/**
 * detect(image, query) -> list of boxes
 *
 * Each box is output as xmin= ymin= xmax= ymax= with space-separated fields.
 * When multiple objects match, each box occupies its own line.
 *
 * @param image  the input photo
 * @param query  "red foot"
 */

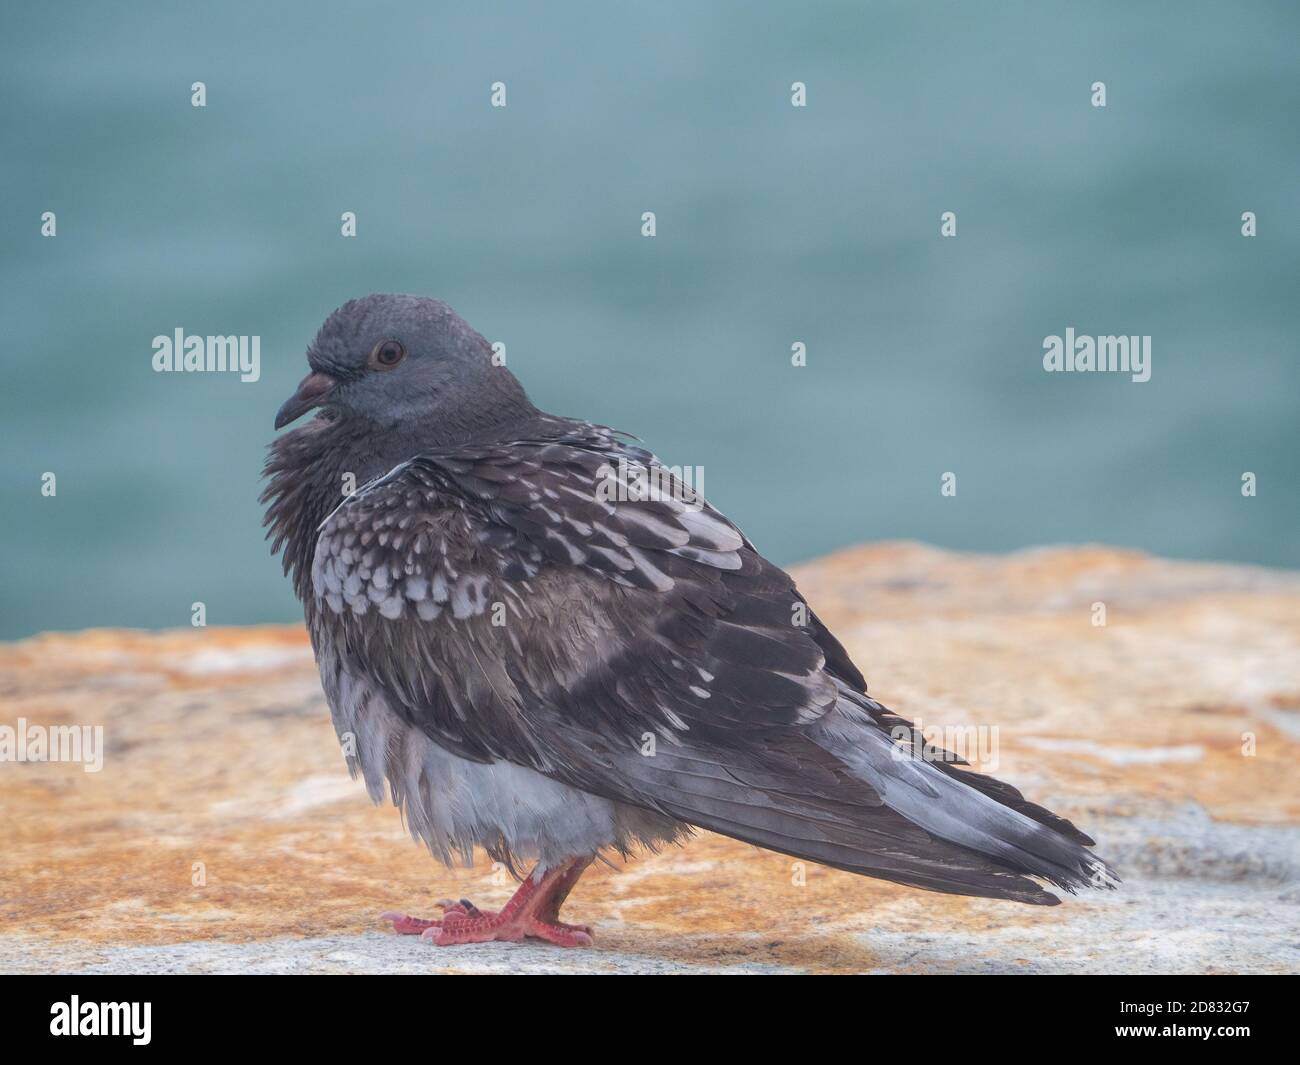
xmin=381 ymin=856 xmax=595 ymax=948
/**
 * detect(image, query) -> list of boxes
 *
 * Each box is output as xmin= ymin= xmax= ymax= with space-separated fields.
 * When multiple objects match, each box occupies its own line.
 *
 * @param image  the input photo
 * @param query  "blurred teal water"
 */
xmin=1 ymin=1 xmax=1296 ymax=639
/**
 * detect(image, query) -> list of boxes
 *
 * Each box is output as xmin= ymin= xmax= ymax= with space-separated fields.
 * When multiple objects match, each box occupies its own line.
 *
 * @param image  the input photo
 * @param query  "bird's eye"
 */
xmin=370 ymin=339 xmax=406 ymax=369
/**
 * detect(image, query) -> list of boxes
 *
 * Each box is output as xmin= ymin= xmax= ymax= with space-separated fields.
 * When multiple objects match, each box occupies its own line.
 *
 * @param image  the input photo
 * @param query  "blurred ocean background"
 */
xmin=1 ymin=1 xmax=1296 ymax=640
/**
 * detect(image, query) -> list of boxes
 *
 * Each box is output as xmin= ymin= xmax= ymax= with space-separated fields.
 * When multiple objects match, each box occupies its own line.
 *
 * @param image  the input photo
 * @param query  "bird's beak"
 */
xmin=274 ymin=372 xmax=337 ymax=429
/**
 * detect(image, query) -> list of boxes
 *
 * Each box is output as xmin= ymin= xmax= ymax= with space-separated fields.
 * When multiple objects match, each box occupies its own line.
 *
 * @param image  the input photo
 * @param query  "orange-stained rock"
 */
xmin=1 ymin=544 xmax=1297 ymax=973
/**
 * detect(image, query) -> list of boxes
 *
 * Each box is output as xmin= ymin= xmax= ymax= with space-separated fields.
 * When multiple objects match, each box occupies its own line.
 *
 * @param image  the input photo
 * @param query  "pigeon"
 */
xmin=262 ymin=294 xmax=1116 ymax=948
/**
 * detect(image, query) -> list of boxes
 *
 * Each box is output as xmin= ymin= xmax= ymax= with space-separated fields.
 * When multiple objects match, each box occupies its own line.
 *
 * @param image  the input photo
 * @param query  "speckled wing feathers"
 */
xmin=315 ymin=438 xmax=745 ymax=603
xmin=311 ymin=427 xmax=841 ymax=750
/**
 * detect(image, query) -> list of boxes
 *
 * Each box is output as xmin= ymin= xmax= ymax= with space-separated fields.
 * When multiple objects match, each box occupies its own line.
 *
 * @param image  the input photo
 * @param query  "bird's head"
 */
xmin=273 ymin=294 xmax=533 ymax=437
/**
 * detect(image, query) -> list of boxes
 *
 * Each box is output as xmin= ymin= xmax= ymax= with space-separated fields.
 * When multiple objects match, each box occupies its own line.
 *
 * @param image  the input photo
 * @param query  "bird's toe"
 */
xmin=381 ymin=911 xmax=442 ymax=935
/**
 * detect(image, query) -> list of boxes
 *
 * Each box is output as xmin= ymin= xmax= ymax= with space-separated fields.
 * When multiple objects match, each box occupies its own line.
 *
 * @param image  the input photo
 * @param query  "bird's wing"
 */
xmin=311 ymin=426 xmax=842 ymax=757
xmin=311 ymin=426 xmax=1107 ymax=900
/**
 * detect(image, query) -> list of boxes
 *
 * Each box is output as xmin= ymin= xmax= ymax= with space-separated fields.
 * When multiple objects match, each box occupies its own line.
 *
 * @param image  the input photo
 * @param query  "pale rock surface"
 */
xmin=2 ymin=544 xmax=1296 ymax=974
